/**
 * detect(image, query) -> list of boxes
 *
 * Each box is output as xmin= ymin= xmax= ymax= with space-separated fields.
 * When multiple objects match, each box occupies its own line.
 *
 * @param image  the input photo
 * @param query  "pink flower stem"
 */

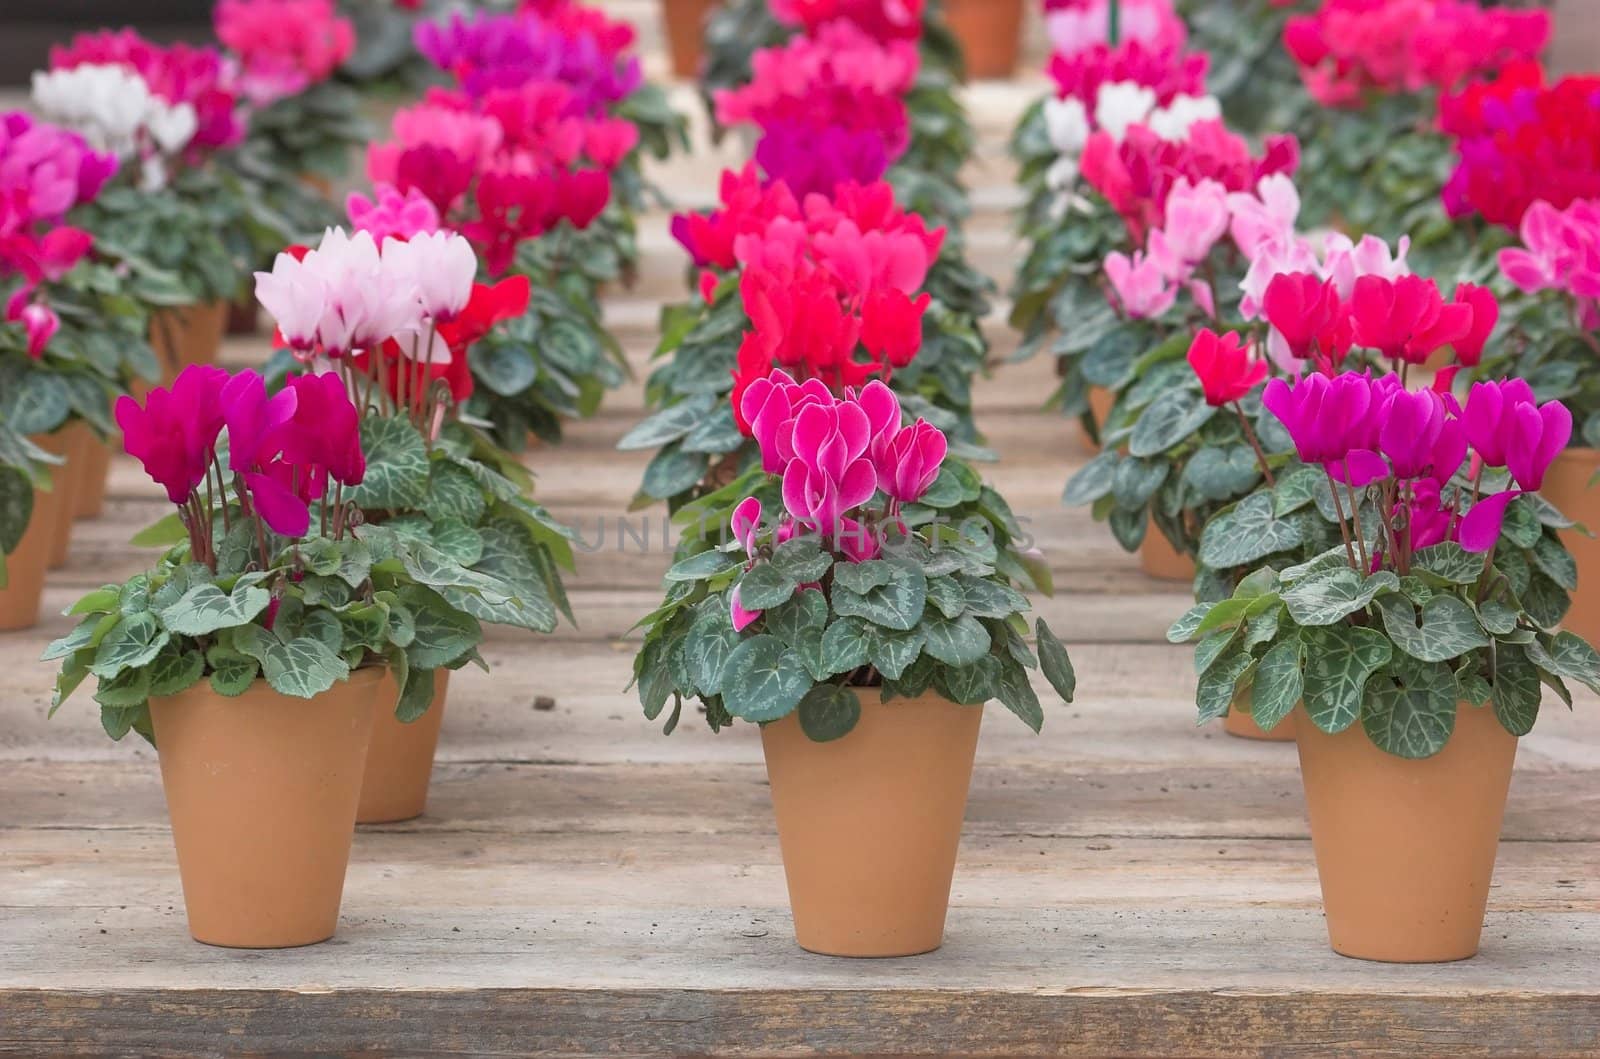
xmin=1324 ymin=467 xmax=1358 ymax=569
xmin=1340 ymin=464 xmax=1368 ymax=572
xmin=1232 ymin=403 xmax=1276 ymax=488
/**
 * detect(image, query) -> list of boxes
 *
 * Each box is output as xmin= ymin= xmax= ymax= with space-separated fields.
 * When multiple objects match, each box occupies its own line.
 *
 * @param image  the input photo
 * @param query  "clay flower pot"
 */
xmin=661 ymin=0 xmax=719 ymax=79
xmin=0 ymin=459 xmax=71 ymax=631
xmin=357 ymin=669 xmax=451 ymax=824
xmin=72 ymin=434 xmax=112 ymax=521
xmin=1295 ymin=702 xmax=1517 ymax=962
xmin=149 ymin=301 xmax=229 ymax=387
xmin=45 ymin=425 xmax=90 ymax=569
xmin=149 ymin=669 xmax=381 ymax=948
xmin=1139 ymin=524 xmax=1194 ymax=582
xmin=1223 ymin=689 xmax=1295 ymax=742
xmin=1538 ymin=448 xmax=1600 ymax=645
xmin=1084 ymin=384 xmax=1114 ymax=452
xmin=760 ymin=691 xmax=983 ymax=957
xmin=944 ymin=0 xmax=1027 ymax=79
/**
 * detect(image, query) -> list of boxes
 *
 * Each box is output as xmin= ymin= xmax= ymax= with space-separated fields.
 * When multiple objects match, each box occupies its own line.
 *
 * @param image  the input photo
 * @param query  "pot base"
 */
xmin=761 ymin=692 xmax=982 ymax=958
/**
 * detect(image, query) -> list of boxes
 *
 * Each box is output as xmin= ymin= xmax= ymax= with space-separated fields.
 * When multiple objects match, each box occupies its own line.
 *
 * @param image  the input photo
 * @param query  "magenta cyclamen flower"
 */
xmin=1462 ymin=380 xmax=1571 ymax=492
xmin=1262 ymin=372 xmax=1387 ymax=485
xmin=782 ymin=401 xmax=879 ymax=540
xmin=1377 ymin=388 xmax=1466 ymax=485
xmin=115 ymin=364 xmax=229 ymax=504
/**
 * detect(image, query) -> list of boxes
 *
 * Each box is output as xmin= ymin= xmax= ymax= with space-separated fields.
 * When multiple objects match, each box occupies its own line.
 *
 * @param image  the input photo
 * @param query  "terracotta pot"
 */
xmin=1083 ymin=384 xmax=1114 ymax=452
xmin=72 ymin=434 xmax=112 ymax=520
xmin=357 ymin=669 xmax=450 ymax=824
xmin=1222 ymin=689 xmax=1295 ymax=742
xmin=45 ymin=425 xmax=91 ymax=568
xmin=661 ymin=0 xmax=718 ymax=79
xmin=1296 ymin=702 xmax=1517 ymax=962
xmin=0 ymin=454 xmax=70 ymax=631
xmin=1538 ymin=448 xmax=1600 ymax=646
xmin=1139 ymin=522 xmax=1194 ymax=582
xmin=944 ymin=0 xmax=1026 ymax=79
xmin=761 ymin=691 xmax=983 ymax=957
xmin=149 ymin=301 xmax=229 ymax=387
xmin=149 ymin=669 xmax=381 ymax=948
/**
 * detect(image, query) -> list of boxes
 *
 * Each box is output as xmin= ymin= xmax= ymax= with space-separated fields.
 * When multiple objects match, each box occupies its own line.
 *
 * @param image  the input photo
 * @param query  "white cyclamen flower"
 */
xmin=1146 ymin=94 xmax=1222 ymax=142
xmin=1093 ymin=82 xmax=1157 ymax=142
xmin=31 ymin=65 xmax=153 ymax=158
xmin=1043 ymin=97 xmax=1090 ymax=157
xmin=382 ymin=231 xmax=477 ymax=322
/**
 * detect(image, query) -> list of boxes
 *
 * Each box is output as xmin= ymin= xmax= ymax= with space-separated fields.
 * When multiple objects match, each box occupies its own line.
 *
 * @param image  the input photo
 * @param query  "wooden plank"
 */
xmin=3 ymin=910 xmax=1599 ymax=1058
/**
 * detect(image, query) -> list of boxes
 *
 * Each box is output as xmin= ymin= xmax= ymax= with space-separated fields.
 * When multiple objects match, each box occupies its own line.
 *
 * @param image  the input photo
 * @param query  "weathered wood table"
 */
xmin=3 ymin=80 xmax=1599 ymax=1059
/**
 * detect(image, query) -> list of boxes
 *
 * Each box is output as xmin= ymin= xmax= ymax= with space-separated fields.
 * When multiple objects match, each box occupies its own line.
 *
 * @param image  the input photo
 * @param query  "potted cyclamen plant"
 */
xmin=1 ymin=110 xmax=155 ymax=617
xmin=1171 ymin=366 xmax=1600 ymax=962
xmin=637 ymin=372 xmax=1076 ymax=958
xmin=255 ymin=224 xmax=576 ymax=824
xmin=34 ymin=32 xmax=261 ymax=384
xmin=45 ymin=364 xmax=520 ymax=948
xmin=1473 ymin=197 xmax=1600 ymax=644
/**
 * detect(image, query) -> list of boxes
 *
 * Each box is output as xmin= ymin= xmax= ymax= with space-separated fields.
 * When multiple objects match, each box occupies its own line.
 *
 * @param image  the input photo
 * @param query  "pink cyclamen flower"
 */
xmin=1187 ymin=329 xmax=1266 ymax=406
xmin=346 ymin=184 xmax=442 ymax=244
xmin=1104 ymin=245 xmax=1179 ymax=319
xmin=873 ymin=419 xmax=947 ymax=506
xmin=1348 ymin=274 xmax=1470 ymax=364
xmin=1162 ymin=178 xmax=1230 ymax=265
xmin=781 ymin=400 xmax=878 ymax=540
xmin=9 ymin=300 xmax=59 ymax=358
xmin=1227 ymin=173 xmax=1300 ymax=257
xmin=1451 ymin=283 xmax=1499 ymax=366
xmin=732 ymin=496 xmax=762 ymax=558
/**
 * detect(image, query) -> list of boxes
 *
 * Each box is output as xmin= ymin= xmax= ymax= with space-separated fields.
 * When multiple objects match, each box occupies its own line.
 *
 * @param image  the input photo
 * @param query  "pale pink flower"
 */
xmin=1162 ymin=178 xmax=1230 ymax=265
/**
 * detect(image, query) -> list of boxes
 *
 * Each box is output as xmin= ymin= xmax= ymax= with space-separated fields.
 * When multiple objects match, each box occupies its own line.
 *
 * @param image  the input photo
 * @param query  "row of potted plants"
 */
xmin=623 ymin=0 xmax=1076 ymax=957
xmin=1015 ymin=0 xmax=1600 ymax=962
xmin=1 ymin=0 xmax=685 ymax=630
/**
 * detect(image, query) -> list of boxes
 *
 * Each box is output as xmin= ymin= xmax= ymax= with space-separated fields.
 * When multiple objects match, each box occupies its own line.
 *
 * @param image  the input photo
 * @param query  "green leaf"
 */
xmin=640 ymin=443 xmax=707 ymax=501
xmin=1062 ymin=450 xmax=1116 ymax=506
xmin=1525 ymin=632 xmax=1600 ymax=696
xmin=1531 ymin=533 xmax=1579 ymax=592
xmin=1198 ymin=650 xmax=1253 ymax=722
xmin=765 ymin=589 xmax=826 ymax=641
xmin=1181 ymin=445 xmax=1261 ymax=502
xmin=831 ymin=559 xmax=927 ymax=632
xmin=1251 ymin=636 xmax=1304 ymax=732
xmin=768 ymin=536 xmax=832 ymax=584
xmin=796 ymin=684 xmax=861 ymax=741
xmin=1035 ymin=620 xmax=1076 ymax=703
xmin=1301 ymin=623 xmax=1392 ymax=734
xmin=819 ymin=619 xmax=871 ymax=675
xmin=721 ymin=634 xmax=813 ymax=723
xmin=1489 ymin=642 xmax=1541 ymax=736
xmin=995 ymin=654 xmax=1044 ymax=732
xmin=427 ymin=461 xmax=487 ymax=526
xmin=1413 ymin=543 xmax=1486 ymax=585
xmin=90 ymin=613 xmax=169 ymax=680
xmin=956 ymin=575 xmax=1029 ymax=620
xmin=1282 ymin=568 xmax=1398 ymax=626
xmin=1198 ymin=492 xmax=1304 ymax=569
xmin=429 ymin=518 xmax=484 ymax=567
xmin=934 ymin=655 xmax=1001 ymax=705
xmin=146 ymin=645 xmax=205 ymax=697
xmin=1167 ymin=604 xmax=1212 ymax=643
xmin=156 ymin=582 xmax=272 ymax=637
xmin=405 ymin=604 xmax=481 ymax=670
xmin=921 ymin=613 xmax=991 ymax=667
xmin=205 ymin=646 xmax=258 ymax=696
xmin=1361 ymin=658 xmax=1459 ymax=759
xmin=395 ymin=668 xmax=438 ymax=723
xmin=865 ymin=625 xmax=926 ymax=680
xmin=682 ymin=607 xmax=741 ymax=697
xmin=345 ymin=416 xmax=430 ymax=511
xmin=736 ymin=563 xmax=798 ymax=611
xmin=617 ymin=395 xmax=715 ymax=451
xmin=1129 ymin=388 xmax=1216 ymax=458
xmin=1377 ymin=594 xmax=1490 ymax=663
xmin=664 ymin=548 xmax=742 ymax=583
xmin=258 ymin=634 xmax=350 ymax=699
